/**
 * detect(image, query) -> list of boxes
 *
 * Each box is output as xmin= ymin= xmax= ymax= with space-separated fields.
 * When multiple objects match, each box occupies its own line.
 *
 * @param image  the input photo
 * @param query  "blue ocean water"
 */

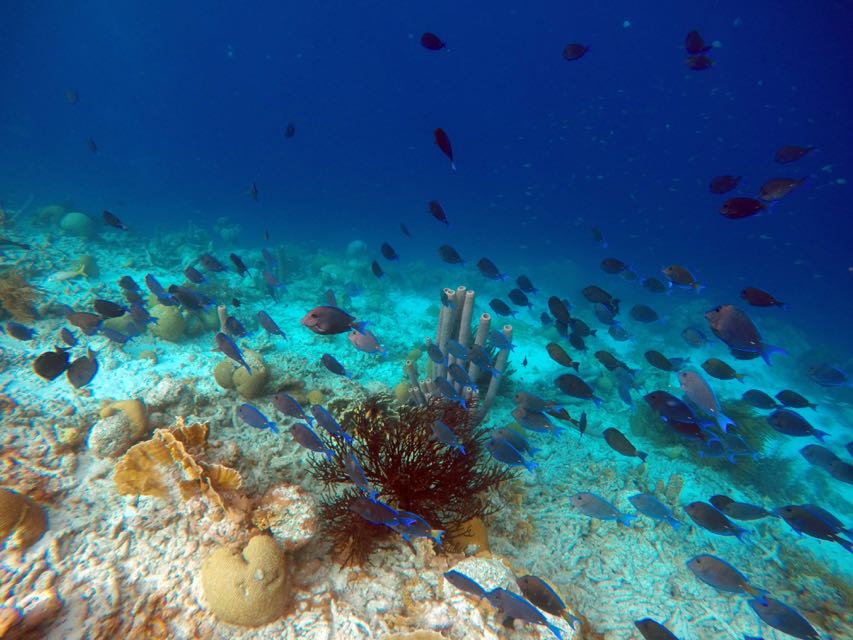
xmin=2 ymin=2 xmax=852 ymax=639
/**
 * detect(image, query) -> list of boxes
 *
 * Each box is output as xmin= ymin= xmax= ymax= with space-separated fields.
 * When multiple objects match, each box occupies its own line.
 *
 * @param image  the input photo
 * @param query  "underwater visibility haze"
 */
xmin=1 ymin=2 xmax=852 ymax=639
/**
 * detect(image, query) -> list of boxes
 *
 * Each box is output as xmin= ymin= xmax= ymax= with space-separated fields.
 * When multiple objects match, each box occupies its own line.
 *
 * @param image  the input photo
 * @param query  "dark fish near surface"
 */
xmin=546 ymin=343 xmax=579 ymax=371
xmin=93 ymin=299 xmax=126 ymax=318
xmin=748 ymin=597 xmax=821 ymax=640
xmin=701 ymin=358 xmax=745 ymax=382
xmin=799 ymin=445 xmax=841 ymax=472
xmin=118 ymin=275 xmax=140 ymax=291
xmin=87 ymin=138 xmax=98 ymax=154
xmin=102 ymin=210 xmax=127 ymax=230
xmin=229 ymin=253 xmax=248 ymax=276
xmin=634 ymin=618 xmax=678 ymax=640
xmin=284 ymin=122 xmax=296 ymax=138
xmin=492 ymin=428 xmax=538 ymax=457
xmin=581 ymin=285 xmax=618 ymax=313
xmin=686 ymin=554 xmax=766 ymax=599
xmin=508 ymin=288 xmax=532 ymax=308
xmin=759 ymin=177 xmax=805 ymax=202
xmin=808 ymin=363 xmax=848 ymax=387
xmin=775 ymin=389 xmax=816 ymax=410
xmin=489 ymin=298 xmax=515 ymax=317
xmin=420 ymin=32 xmax=445 ymax=51
xmin=685 ymin=29 xmax=712 ymax=54
xmin=704 ymin=304 xmax=784 ymax=365
xmin=642 ymin=277 xmax=668 ymax=293
xmin=214 ymin=332 xmax=251 ymax=374
xmin=685 ymin=501 xmax=749 ymax=542
xmin=438 ymin=244 xmax=464 ymax=265
xmin=514 ymin=391 xmax=554 ymax=412
xmin=767 ymin=409 xmax=828 ymax=441
xmin=184 ymin=265 xmax=205 ymax=284
xmin=257 ymin=310 xmax=286 ymax=338
xmin=630 ymin=304 xmax=659 ymax=323
xmin=321 ymin=353 xmax=351 ymax=378
xmin=708 ymin=495 xmax=776 ymax=521
xmin=774 ymin=504 xmax=852 ymax=553
xmin=273 ymin=391 xmax=312 ymax=424
xmin=569 ymin=492 xmax=635 ymax=526
xmin=433 ymin=127 xmax=455 ymax=171
xmin=380 ymin=242 xmax=398 ymax=261
xmin=593 ymin=302 xmax=616 ymax=325
xmin=66 ymin=348 xmax=98 ymax=388
xmin=608 ymin=323 xmax=630 ymax=341
xmin=58 ymin=327 xmax=77 ymax=347
xmin=681 ymin=326 xmax=708 ymax=347
xmin=774 ymin=144 xmax=814 ymax=164
xmin=740 ymin=287 xmax=785 ymax=308
xmin=399 ymin=222 xmax=411 ymax=237
xmin=628 ymin=494 xmax=680 ymax=529
xmin=594 ymin=350 xmax=629 ymax=372
xmin=301 ymin=305 xmax=366 ymax=335
xmin=589 ymin=226 xmax=607 ymax=247
xmin=516 ymin=275 xmax=538 ymax=293
xmin=33 ymin=348 xmax=70 ymax=381
xmin=686 ymin=54 xmax=713 ymax=70
xmin=562 ymin=43 xmax=588 ymax=61
xmin=371 ymin=260 xmax=383 ymax=278
xmin=709 ymin=175 xmax=741 ymax=194
xmin=600 ymin=257 xmax=627 ymax=274
xmin=644 ymin=350 xmax=686 ymax=372
xmin=476 ymin=257 xmax=506 ymax=280
xmin=568 ymin=317 xmax=595 ymax=338
xmin=603 ymin=428 xmax=647 ymax=462
xmin=662 ymin=264 xmax=702 ymax=290
xmin=4 ymin=321 xmax=35 ymax=340
xmin=720 ymin=196 xmax=766 ymax=219
xmin=555 ymin=373 xmax=601 ymax=406
xmin=547 ymin=296 xmax=571 ymax=323
xmin=199 ymin=253 xmax=226 ymax=272
xmin=742 ymin=389 xmax=778 ymax=410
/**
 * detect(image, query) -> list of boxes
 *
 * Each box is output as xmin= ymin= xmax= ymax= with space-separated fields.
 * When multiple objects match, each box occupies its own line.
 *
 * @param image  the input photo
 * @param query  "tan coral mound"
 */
xmin=0 ymin=488 xmax=47 ymax=550
xmin=0 ymin=271 xmax=39 ymax=322
xmin=113 ymin=418 xmax=241 ymax=514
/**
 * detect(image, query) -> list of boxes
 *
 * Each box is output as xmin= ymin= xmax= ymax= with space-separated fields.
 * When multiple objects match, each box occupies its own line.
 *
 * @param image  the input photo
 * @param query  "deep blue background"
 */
xmin=2 ymin=1 xmax=852 ymax=351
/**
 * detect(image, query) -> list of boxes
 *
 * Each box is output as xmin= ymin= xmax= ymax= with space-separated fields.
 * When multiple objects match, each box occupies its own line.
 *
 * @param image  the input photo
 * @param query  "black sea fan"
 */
xmin=310 ymin=394 xmax=515 ymax=564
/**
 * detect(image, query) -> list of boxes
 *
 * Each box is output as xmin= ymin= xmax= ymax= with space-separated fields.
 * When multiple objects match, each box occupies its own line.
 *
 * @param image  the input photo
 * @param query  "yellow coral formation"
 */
xmin=0 ymin=271 xmax=39 ymax=322
xmin=447 ymin=516 xmax=489 ymax=554
xmin=113 ymin=418 xmax=241 ymax=514
xmin=0 ymin=488 xmax=47 ymax=550
xmin=201 ymin=535 xmax=288 ymax=627
xmin=213 ymin=350 xmax=268 ymax=399
xmin=149 ymin=304 xmax=185 ymax=342
xmin=100 ymin=399 xmax=149 ymax=439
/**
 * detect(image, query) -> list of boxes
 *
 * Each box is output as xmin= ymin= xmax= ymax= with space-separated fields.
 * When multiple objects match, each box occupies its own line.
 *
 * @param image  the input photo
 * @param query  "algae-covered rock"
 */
xmin=232 ymin=350 xmax=268 ymax=399
xmin=150 ymin=304 xmax=185 ymax=342
xmin=0 ymin=488 xmax=47 ymax=550
xmin=201 ymin=535 xmax=288 ymax=627
xmin=102 ymin=314 xmax=137 ymax=335
xmin=59 ymin=211 xmax=96 ymax=238
xmin=214 ymin=360 xmax=237 ymax=390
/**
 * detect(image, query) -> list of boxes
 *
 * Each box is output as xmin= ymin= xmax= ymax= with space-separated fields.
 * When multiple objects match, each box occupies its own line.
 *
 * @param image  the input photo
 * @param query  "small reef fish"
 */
xmin=426 ymin=342 xmax=447 ymax=365
xmin=66 ymin=348 xmax=98 ymax=388
xmin=32 ymin=348 xmax=70 ymax=381
xmin=310 ymin=405 xmax=352 ymax=443
xmin=229 ymin=252 xmax=248 ymax=276
xmin=344 ymin=452 xmax=376 ymax=499
xmin=766 ymin=409 xmax=828 ymax=442
xmin=349 ymin=497 xmax=413 ymax=528
xmin=371 ymin=260 xmax=383 ymax=278
xmin=118 ymin=275 xmax=140 ymax=291
xmin=273 ymin=392 xmax=312 ymax=424
xmin=684 ymin=501 xmax=749 ymax=542
xmin=741 ymin=389 xmax=779 ymax=410
xmin=321 ymin=353 xmax=351 ymax=378
xmin=644 ymin=390 xmax=700 ymax=424
xmin=748 ymin=597 xmax=821 ymax=640
xmin=58 ymin=327 xmax=77 ymax=347
xmin=759 ymin=177 xmax=805 ymax=202
xmin=740 ymin=286 xmax=786 ymax=308
xmin=774 ymin=144 xmax=814 ymax=164
xmin=447 ymin=362 xmax=476 ymax=389
xmin=445 ymin=339 xmax=469 ymax=360
xmin=4 ymin=321 xmax=35 ymax=340
xmin=516 ymin=575 xmax=579 ymax=627
xmin=433 ymin=377 xmax=467 ymax=408
xmin=433 ymin=127 xmax=455 ymax=171
xmin=488 ymin=298 xmax=515 ymax=317
xmin=257 ymin=310 xmax=286 ymax=338
xmin=419 ymin=32 xmax=446 ymax=51
xmin=662 ymin=264 xmax=702 ymax=290
xmin=562 ymin=43 xmax=588 ymax=61
xmin=630 ymin=304 xmax=659 ymax=323
xmin=547 ymin=296 xmax=571 ymax=324
xmin=491 ymin=428 xmax=538 ymax=457
xmin=184 ymin=265 xmax=206 ymax=284
xmin=678 ymin=370 xmax=735 ymax=432
xmin=685 ymin=29 xmax=712 ymax=54
xmin=603 ymin=428 xmax=647 ymax=462
xmin=546 ymin=343 xmax=579 ymax=370
xmin=428 ymin=201 xmax=450 ymax=227
xmin=399 ymin=222 xmax=411 ymax=237
xmin=144 ymin=274 xmax=177 ymax=306
xmin=642 ymin=277 xmax=669 ymax=293
xmin=66 ymin=311 xmax=103 ymax=336
xmin=708 ymin=174 xmax=741 ymax=194
xmin=380 ymin=242 xmax=399 ymax=261
xmin=775 ymin=389 xmax=816 ymax=410
xmin=516 ymin=275 xmax=538 ymax=293
xmin=348 ymin=329 xmax=386 ymax=356
xmin=514 ymin=391 xmax=554 ymax=413
xmin=248 ymin=182 xmax=259 ymax=201
xmin=237 ymin=404 xmax=278 ymax=434
xmin=477 ymin=257 xmax=507 ymax=281
xmin=199 ymin=253 xmax=226 ymax=272
xmin=487 ymin=330 xmax=515 ymax=351
xmin=486 ymin=587 xmax=563 ymax=640
xmin=431 ymin=420 xmax=465 ymax=454
xmin=686 ymin=554 xmax=767 ymax=599
xmin=601 ymin=257 xmax=628 ymax=274
xmin=301 ymin=305 xmax=367 ymax=335
xmin=129 ymin=303 xmax=155 ymax=327
xmin=634 ymin=618 xmax=678 ymax=640
xmin=808 ymin=363 xmax=848 ymax=387
xmin=628 ymin=494 xmax=680 ymax=529
xmin=554 ymin=373 xmax=601 ymax=406
xmin=214 ymin=332 xmax=251 ymax=374
xmin=644 ymin=350 xmax=687 ymax=372
xmin=289 ymin=423 xmax=334 ymax=461
xmin=102 ymin=210 xmax=127 ymax=230
xmin=392 ymin=511 xmax=444 ymax=544
xmin=568 ymin=493 xmax=635 ymax=526
xmin=486 ymin=436 xmax=536 ymax=472
xmin=510 ymin=406 xmax=558 ymax=434
xmin=438 ymin=244 xmax=464 ymax=265
xmin=708 ymin=495 xmax=776 ymax=521
xmin=93 ymin=299 xmax=126 ymax=319
xmin=284 ymin=122 xmax=296 ymax=138
xmin=720 ymin=196 xmax=767 ymax=219
xmin=774 ymin=504 xmax=853 ymax=552
xmin=444 ymin=570 xmax=487 ymax=599
xmin=701 ymin=358 xmax=746 ymax=382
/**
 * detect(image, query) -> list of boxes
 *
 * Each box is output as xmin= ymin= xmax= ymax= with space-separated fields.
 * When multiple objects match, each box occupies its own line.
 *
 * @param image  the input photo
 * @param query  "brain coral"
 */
xmin=201 ymin=535 xmax=288 ymax=627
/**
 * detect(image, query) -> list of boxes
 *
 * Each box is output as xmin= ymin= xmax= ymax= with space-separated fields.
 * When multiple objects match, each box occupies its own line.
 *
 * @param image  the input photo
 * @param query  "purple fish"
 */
xmin=301 ymin=305 xmax=367 ymax=335
xmin=237 ymin=403 xmax=278 ymax=434
xmin=214 ymin=332 xmax=251 ymax=374
xmin=678 ymin=370 xmax=735 ymax=432
xmin=257 ymin=310 xmax=286 ymax=338
xmin=289 ymin=423 xmax=333 ymax=460
xmin=568 ymin=492 xmax=635 ymax=526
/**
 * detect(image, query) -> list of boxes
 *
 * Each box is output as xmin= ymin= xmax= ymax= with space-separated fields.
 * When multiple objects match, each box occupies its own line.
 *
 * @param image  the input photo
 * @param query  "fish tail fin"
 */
xmin=637 ymin=450 xmax=648 ymax=462
xmin=813 ymin=429 xmax=830 ymax=443
xmin=667 ymin=517 xmax=681 ymax=531
xmin=760 ymin=343 xmax=787 ymax=365
xmin=352 ymin=321 xmax=369 ymax=334
xmin=593 ymin=396 xmax=603 ymax=408
xmin=528 ymin=446 xmax=542 ymax=456
xmin=524 ymin=459 xmax=538 ymax=473
xmin=458 ymin=445 xmax=467 ymax=456
xmin=735 ymin=373 xmax=747 ymax=382
xmin=837 ymin=536 xmax=853 ymax=553
xmin=619 ymin=513 xmax=637 ymax=527
xmin=745 ymin=585 xmax=769 ymax=604
xmin=324 ymin=449 xmax=335 ymax=462
xmin=736 ymin=528 xmax=751 ymax=544
xmin=268 ymin=422 xmax=279 ymax=434
xmin=571 ymin=362 xmax=580 ymax=372
xmin=693 ymin=283 xmax=705 ymax=293
xmin=717 ymin=413 xmax=736 ymax=433
xmin=450 ymin=161 xmax=456 ymax=172
xmin=545 ymin=621 xmax=563 ymax=640
xmin=431 ymin=529 xmax=445 ymax=545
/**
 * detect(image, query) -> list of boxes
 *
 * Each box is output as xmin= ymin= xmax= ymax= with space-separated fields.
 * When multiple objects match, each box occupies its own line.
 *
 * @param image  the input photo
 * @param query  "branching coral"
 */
xmin=0 ymin=270 xmax=39 ymax=322
xmin=310 ymin=394 xmax=515 ymax=564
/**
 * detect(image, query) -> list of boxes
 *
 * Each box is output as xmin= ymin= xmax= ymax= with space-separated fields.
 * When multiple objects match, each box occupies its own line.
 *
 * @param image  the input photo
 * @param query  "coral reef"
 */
xmin=58 ymin=211 xmax=96 ymax=238
xmin=213 ymin=349 xmax=268 ymax=399
xmin=0 ymin=270 xmax=39 ymax=322
xmin=149 ymin=304 xmax=185 ymax=342
xmin=0 ymin=488 xmax=47 ymax=551
xmin=251 ymin=483 xmax=318 ymax=552
xmin=310 ymin=395 xmax=515 ymax=564
xmin=200 ymin=534 xmax=288 ymax=627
